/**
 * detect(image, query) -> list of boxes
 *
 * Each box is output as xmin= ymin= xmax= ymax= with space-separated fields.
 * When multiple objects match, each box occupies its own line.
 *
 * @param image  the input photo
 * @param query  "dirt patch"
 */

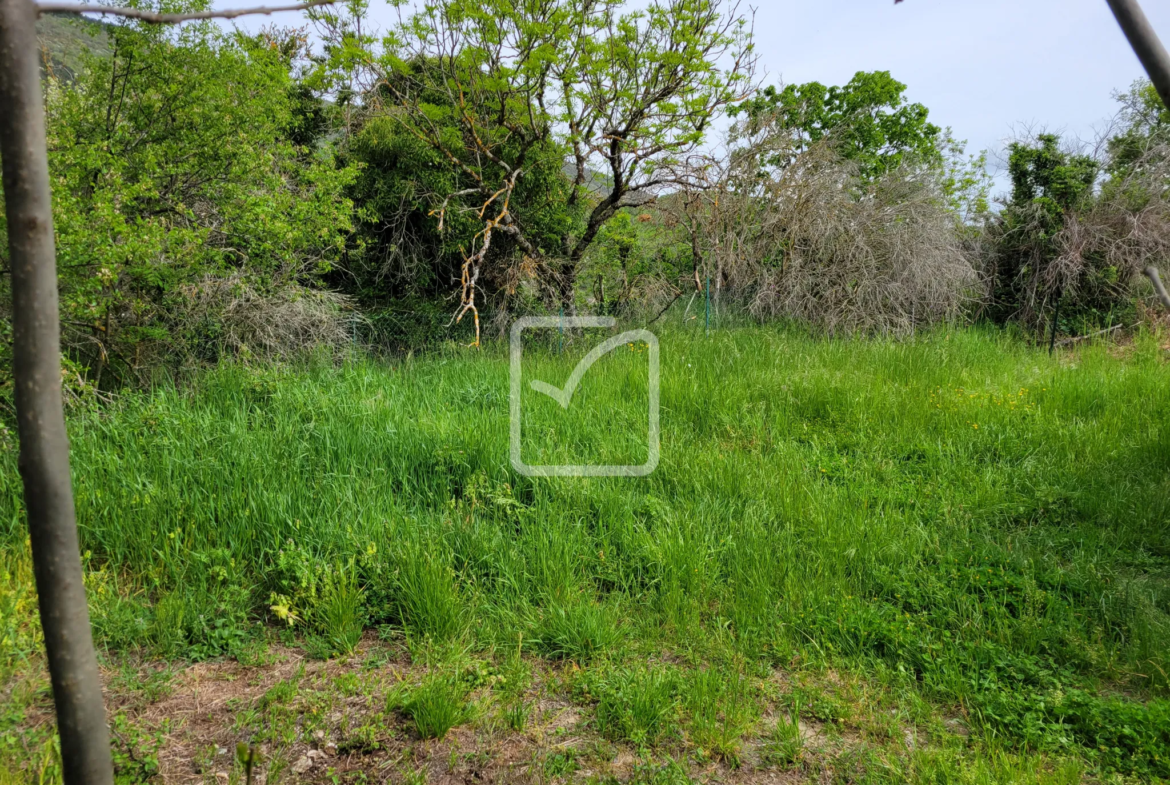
xmin=5 ymin=639 xmax=956 ymax=784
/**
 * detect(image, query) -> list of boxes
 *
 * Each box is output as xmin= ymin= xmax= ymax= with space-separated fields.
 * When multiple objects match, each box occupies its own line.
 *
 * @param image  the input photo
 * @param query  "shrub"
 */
xmin=666 ymin=139 xmax=980 ymax=336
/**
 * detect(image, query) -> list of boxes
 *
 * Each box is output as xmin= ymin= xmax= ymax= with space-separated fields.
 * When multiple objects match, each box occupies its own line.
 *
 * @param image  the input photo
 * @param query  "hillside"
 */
xmin=36 ymin=12 xmax=111 ymax=81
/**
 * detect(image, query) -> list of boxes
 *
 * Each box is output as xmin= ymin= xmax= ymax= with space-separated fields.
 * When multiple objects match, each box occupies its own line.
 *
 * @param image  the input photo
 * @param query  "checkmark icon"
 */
xmin=510 ymin=317 xmax=660 ymax=477
xmin=528 ymin=331 xmax=647 ymax=409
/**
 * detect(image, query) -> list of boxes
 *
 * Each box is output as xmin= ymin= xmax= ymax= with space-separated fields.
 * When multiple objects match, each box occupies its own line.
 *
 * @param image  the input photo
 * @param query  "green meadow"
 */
xmin=2 ymin=325 xmax=1169 ymax=782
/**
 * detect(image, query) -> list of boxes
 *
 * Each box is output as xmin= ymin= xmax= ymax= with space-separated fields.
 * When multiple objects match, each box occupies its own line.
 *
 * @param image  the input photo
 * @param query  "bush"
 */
xmin=0 ymin=9 xmax=357 ymax=390
xmin=665 ymin=138 xmax=980 ymax=336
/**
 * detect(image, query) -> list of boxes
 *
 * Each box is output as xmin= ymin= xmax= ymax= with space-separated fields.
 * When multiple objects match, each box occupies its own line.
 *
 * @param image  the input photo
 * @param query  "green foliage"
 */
xmin=990 ymin=133 xmax=1124 ymax=328
xmin=683 ymin=668 xmax=757 ymax=760
xmin=536 ymin=601 xmax=622 ymax=662
xmin=591 ymin=666 xmax=681 ymax=748
xmin=1 ymin=5 xmax=357 ymax=389
xmin=1107 ymin=79 xmax=1169 ymax=180
xmin=315 ymin=0 xmax=753 ymax=308
xmin=270 ymin=547 xmax=367 ymax=655
xmin=761 ymin=699 xmax=804 ymax=768
xmin=502 ymin=699 xmax=531 ymax=732
xmin=1 ymin=327 xmax=1168 ymax=776
xmin=395 ymin=542 xmax=465 ymax=642
xmin=400 ymin=675 xmax=472 ymax=740
xmin=1008 ymin=134 xmax=1098 ymax=213
xmin=733 ymin=71 xmax=942 ymax=181
xmin=341 ymin=110 xmax=579 ymax=302
xmin=316 ymin=566 xmax=366 ymax=656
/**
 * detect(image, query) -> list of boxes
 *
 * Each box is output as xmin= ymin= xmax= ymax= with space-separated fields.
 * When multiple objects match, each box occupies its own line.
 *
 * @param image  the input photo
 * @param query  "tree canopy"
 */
xmin=312 ymin=0 xmax=755 ymax=328
xmin=731 ymin=70 xmax=941 ymax=180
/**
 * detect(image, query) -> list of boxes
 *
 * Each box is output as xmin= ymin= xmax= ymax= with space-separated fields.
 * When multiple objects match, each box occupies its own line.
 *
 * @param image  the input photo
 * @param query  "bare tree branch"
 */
xmin=1145 ymin=266 xmax=1170 ymax=309
xmin=35 ymin=0 xmax=333 ymax=23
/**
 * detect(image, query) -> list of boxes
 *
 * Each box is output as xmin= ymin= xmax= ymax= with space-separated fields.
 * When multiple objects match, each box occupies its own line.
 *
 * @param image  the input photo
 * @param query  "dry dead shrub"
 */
xmin=748 ymin=151 xmax=977 ymax=334
xmin=671 ymin=135 xmax=979 ymax=336
xmin=173 ymin=274 xmax=354 ymax=361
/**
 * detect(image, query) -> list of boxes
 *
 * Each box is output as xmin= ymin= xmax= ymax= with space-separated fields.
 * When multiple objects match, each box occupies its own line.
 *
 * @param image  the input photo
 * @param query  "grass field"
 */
xmin=2 ymin=325 xmax=1169 ymax=783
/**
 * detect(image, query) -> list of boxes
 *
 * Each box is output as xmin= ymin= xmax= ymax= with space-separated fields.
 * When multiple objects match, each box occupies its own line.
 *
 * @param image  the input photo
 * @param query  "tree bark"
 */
xmin=0 ymin=1 xmax=114 ymax=782
xmin=1106 ymin=0 xmax=1170 ymax=109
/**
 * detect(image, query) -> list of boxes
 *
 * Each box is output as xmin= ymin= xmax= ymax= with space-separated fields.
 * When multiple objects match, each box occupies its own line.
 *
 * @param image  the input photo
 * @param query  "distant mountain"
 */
xmin=37 ymin=13 xmax=111 ymax=82
xmin=562 ymin=161 xmax=612 ymax=196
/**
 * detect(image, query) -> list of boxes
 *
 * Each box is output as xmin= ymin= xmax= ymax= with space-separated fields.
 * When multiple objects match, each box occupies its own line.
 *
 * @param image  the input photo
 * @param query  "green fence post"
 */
xmin=705 ymin=276 xmax=711 ymax=333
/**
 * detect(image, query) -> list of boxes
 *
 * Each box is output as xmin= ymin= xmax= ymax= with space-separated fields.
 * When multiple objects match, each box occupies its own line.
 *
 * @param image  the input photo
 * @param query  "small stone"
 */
xmin=306 ymin=750 xmax=324 ymax=760
xmin=291 ymin=756 xmax=313 ymax=774
xmin=324 ymin=743 xmax=337 ymax=756
xmin=216 ymin=747 xmax=228 ymax=756
xmin=312 ymin=729 xmax=326 ymax=741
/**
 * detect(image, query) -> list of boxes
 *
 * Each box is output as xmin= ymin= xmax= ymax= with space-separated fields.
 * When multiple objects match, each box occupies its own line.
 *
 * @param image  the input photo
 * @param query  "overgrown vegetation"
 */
xmin=2 ymin=326 xmax=1168 ymax=780
xmin=6 ymin=5 xmax=1170 ymax=385
xmin=4 ymin=2 xmax=1170 ymax=782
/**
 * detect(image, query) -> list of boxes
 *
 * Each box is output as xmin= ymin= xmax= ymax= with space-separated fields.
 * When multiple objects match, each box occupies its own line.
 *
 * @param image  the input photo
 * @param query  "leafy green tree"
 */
xmin=731 ymin=71 xmax=941 ymax=181
xmin=313 ymin=0 xmax=754 ymax=326
xmin=1 ymin=16 xmax=357 ymax=387
xmin=1007 ymin=133 xmax=1098 ymax=212
xmin=1106 ymin=79 xmax=1168 ymax=192
xmin=990 ymin=134 xmax=1105 ymax=326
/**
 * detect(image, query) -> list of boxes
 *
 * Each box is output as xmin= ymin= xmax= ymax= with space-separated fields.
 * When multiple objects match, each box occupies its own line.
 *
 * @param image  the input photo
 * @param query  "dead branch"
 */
xmin=1145 ymin=266 xmax=1170 ymax=309
xmin=35 ymin=0 xmax=334 ymax=23
xmin=447 ymin=169 xmax=522 ymax=348
xmin=1055 ymin=323 xmax=1130 ymax=345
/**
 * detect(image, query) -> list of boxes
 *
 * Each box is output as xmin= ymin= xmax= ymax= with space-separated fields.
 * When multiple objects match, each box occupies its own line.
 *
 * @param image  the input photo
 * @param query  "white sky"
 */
xmin=223 ymin=0 xmax=1170 ymax=197
xmin=748 ymin=0 xmax=1170 ymax=191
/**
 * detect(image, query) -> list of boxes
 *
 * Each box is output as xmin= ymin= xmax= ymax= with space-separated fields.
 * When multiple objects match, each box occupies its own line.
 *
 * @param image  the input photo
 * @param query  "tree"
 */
xmin=989 ymin=121 xmax=1170 ymax=332
xmin=313 ymin=0 xmax=755 ymax=332
xmin=1107 ymin=79 xmax=1168 ymax=180
xmin=730 ymin=70 xmax=941 ymax=181
xmin=1 ymin=2 xmax=330 ymax=782
xmin=1 ymin=15 xmax=357 ymax=388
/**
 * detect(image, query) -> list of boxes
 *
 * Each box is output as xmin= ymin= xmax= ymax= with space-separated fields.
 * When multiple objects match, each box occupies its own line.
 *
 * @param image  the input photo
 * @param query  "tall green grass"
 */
xmin=2 ymin=325 xmax=1168 ymax=775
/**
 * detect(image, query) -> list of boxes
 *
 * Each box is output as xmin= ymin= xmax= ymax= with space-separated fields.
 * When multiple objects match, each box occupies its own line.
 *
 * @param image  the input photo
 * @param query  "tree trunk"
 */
xmin=0 ymin=1 xmax=114 ymax=782
xmin=1106 ymin=0 xmax=1170 ymax=110
xmin=557 ymin=262 xmax=578 ymax=313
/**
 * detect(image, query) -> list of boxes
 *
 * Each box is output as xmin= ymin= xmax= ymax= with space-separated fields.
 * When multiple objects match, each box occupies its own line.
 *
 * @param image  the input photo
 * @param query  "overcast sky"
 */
xmin=225 ymin=0 xmax=1170 ymax=197
xmin=747 ymin=0 xmax=1170 ymax=191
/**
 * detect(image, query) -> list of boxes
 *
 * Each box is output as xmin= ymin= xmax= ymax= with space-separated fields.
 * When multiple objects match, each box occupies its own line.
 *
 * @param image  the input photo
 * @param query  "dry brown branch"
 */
xmin=446 ymin=169 xmax=522 ymax=347
xmin=35 ymin=0 xmax=334 ymax=22
xmin=174 ymin=275 xmax=352 ymax=360
xmin=1055 ymin=323 xmax=1130 ymax=345
xmin=664 ymin=126 xmax=979 ymax=335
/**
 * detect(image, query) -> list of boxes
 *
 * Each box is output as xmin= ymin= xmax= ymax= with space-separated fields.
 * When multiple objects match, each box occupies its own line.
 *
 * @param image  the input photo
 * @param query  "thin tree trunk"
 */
xmin=0 ymin=1 xmax=114 ymax=782
xmin=1106 ymin=0 xmax=1170 ymax=109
